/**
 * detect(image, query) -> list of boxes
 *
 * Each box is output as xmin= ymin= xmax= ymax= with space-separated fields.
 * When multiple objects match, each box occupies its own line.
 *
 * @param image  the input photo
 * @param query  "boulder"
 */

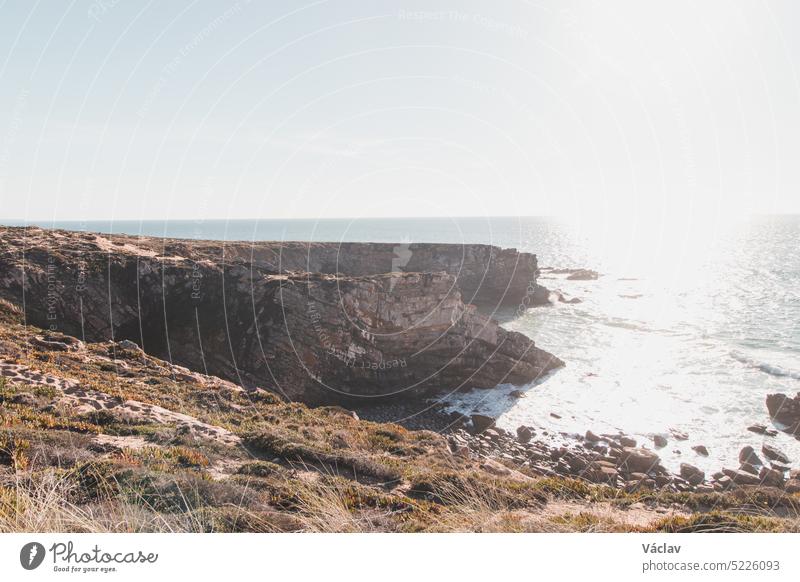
xmin=594 ymin=459 xmax=617 ymax=471
xmin=747 ymin=424 xmax=778 ymax=437
xmin=565 ymin=453 xmax=589 ymax=473
xmin=566 ymin=269 xmax=599 ymax=281
xmin=716 ymin=475 xmax=733 ymax=490
xmin=585 ymin=430 xmax=601 ymax=442
xmin=679 ymin=463 xmax=705 ymax=486
xmin=762 ymin=444 xmax=790 ymax=464
xmin=509 ymin=390 xmax=526 ymax=399
xmin=759 ymin=467 xmax=785 ymax=488
xmin=669 ymin=429 xmax=689 ymax=441
xmin=692 ymin=445 xmax=709 ymax=456
xmin=739 ymin=446 xmax=762 ymax=466
xmin=30 ymin=336 xmax=71 ymax=352
xmin=739 ymin=462 xmax=759 ymax=475
xmin=619 ymin=436 xmax=637 ymax=448
xmin=722 ymin=468 xmax=760 ymax=486
xmin=449 ymin=412 xmax=472 ymax=427
xmin=470 ymin=414 xmax=496 ymax=434
xmin=483 ymin=428 xmax=502 ymax=441
xmin=516 ymin=425 xmax=533 ymax=443
xmin=786 ymin=479 xmax=800 ymax=494
xmin=653 ymin=435 xmax=668 ymax=448
xmin=766 ymin=393 xmax=800 ymax=434
xmin=557 ymin=294 xmax=582 ymax=304
xmin=617 ymin=447 xmax=660 ymax=473
xmin=117 ymin=339 xmax=142 ymax=352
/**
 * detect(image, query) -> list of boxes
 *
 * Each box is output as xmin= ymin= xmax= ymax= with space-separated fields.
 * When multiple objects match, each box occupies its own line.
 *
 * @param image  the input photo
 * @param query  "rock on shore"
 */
xmin=445 ymin=420 xmax=800 ymax=496
xmin=767 ymin=393 xmax=800 ymax=435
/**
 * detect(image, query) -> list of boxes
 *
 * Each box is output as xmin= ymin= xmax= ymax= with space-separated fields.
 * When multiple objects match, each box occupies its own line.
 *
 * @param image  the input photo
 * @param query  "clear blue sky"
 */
xmin=1 ymin=0 xmax=799 ymax=223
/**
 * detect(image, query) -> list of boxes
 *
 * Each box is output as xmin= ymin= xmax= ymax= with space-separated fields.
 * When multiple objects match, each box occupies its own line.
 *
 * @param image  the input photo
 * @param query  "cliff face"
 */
xmin=0 ymin=227 xmax=561 ymax=404
xmin=43 ymin=234 xmax=543 ymax=309
xmin=236 ymin=241 xmax=540 ymax=309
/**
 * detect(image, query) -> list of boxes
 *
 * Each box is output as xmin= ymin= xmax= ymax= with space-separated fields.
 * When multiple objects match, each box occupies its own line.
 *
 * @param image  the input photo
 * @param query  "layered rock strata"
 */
xmin=0 ymin=227 xmax=562 ymax=404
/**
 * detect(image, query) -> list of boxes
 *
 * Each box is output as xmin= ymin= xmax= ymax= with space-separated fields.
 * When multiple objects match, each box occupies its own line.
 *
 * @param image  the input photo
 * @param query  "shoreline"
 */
xmin=351 ymin=388 xmax=800 ymax=496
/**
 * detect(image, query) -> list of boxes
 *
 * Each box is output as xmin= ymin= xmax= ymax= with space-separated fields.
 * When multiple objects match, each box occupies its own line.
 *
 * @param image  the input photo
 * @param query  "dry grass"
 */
xmin=0 ymin=468 xmax=299 ymax=533
xmin=2 ymin=462 xmax=799 ymax=533
xmin=652 ymin=511 xmax=800 ymax=533
xmin=0 ymin=472 xmax=162 ymax=533
xmin=290 ymin=478 xmax=396 ymax=533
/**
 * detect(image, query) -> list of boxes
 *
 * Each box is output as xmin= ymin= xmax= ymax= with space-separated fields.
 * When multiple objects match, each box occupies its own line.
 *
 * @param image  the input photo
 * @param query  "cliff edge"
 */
xmin=0 ymin=227 xmax=561 ymax=404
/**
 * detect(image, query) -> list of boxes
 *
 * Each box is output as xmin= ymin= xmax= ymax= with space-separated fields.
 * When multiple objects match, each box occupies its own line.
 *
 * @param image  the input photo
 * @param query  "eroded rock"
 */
xmin=616 ymin=447 xmax=660 ymax=473
xmin=739 ymin=446 xmax=762 ymax=466
xmin=653 ymin=435 xmax=668 ymax=448
xmin=722 ymin=468 xmax=760 ymax=486
xmin=0 ymin=227 xmax=564 ymax=405
xmin=759 ymin=467 xmax=785 ymax=488
xmin=516 ymin=425 xmax=533 ymax=443
xmin=766 ymin=393 xmax=800 ymax=434
xmin=679 ymin=463 xmax=705 ymax=486
xmin=762 ymin=444 xmax=790 ymax=464
xmin=470 ymin=414 xmax=496 ymax=434
xmin=748 ymin=424 xmax=778 ymax=437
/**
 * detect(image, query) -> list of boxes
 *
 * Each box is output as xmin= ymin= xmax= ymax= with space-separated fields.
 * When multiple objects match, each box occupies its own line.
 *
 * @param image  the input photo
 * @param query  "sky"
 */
xmin=0 ymin=0 xmax=799 ymax=223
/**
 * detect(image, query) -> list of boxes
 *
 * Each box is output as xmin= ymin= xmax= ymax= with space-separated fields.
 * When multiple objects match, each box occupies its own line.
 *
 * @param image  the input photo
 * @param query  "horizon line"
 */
xmin=3 ymin=212 xmax=799 ymax=224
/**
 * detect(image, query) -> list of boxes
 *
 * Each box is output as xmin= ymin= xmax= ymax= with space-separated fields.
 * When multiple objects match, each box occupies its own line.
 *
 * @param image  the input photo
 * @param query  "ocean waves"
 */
xmin=730 ymin=350 xmax=800 ymax=381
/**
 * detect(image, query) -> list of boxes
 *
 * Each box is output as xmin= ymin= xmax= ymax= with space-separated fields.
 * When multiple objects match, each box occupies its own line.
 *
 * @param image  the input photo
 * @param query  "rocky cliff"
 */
xmin=69 ymin=235 xmax=544 ymax=309
xmin=0 ymin=227 xmax=561 ymax=404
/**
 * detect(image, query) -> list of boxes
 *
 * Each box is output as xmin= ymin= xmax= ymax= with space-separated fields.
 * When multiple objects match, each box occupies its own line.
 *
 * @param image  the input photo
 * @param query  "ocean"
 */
xmin=10 ymin=215 xmax=800 ymax=473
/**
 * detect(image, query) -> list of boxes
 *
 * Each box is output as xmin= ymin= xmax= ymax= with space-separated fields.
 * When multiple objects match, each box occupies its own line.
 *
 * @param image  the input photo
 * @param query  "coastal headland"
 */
xmin=0 ymin=226 xmax=798 ymax=533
